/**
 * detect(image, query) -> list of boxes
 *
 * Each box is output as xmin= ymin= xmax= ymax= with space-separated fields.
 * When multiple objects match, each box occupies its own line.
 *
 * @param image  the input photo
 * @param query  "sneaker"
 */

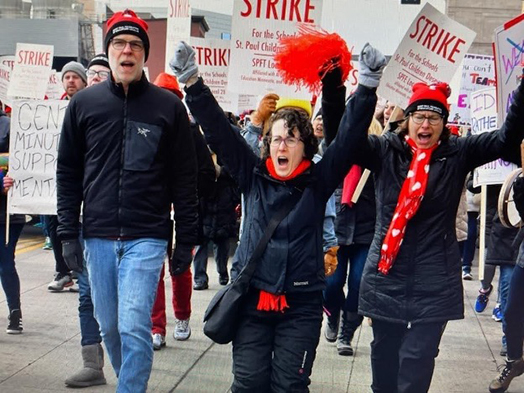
xmin=337 ymin=335 xmax=354 ymax=356
xmin=462 ymin=270 xmax=473 ymax=280
xmin=48 ymin=273 xmax=73 ymax=291
xmin=42 ymin=237 xmax=52 ymax=250
xmin=219 ymin=275 xmax=229 ymax=286
xmin=173 ymin=319 xmax=191 ymax=341
xmin=152 ymin=333 xmax=166 ymax=350
xmin=69 ymin=281 xmax=80 ymax=293
xmin=193 ymin=281 xmax=208 ymax=290
xmin=475 ymin=285 xmax=493 ymax=313
xmin=493 ymin=305 xmax=503 ymax=322
xmin=324 ymin=314 xmax=339 ymax=343
xmin=489 ymin=358 xmax=524 ymax=393
xmin=6 ymin=309 xmax=22 ymax=334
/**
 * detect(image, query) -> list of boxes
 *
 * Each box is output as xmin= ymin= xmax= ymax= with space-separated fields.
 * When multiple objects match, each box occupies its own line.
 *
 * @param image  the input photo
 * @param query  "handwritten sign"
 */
xmin=448 ymin=54 xmax=495 ymax=125
xmin=165 ymin=0 xmax=192 ymax=74
xmin=493 ymin=14 xmax=524 ymax=125
xmin=228 ymin=0 xmax=323 ymax=98
xmin=8 ymin=100 xmax=68 ymax=214
xmin=191 ymin=37 xmax=238 ymax=113
xmin=377 ymin=3 xmax=475 ymax=109
xmin=7 ymin=44 xmax=54 ymax=100
xmin=470 ymin=87 xmax=517 ymax=187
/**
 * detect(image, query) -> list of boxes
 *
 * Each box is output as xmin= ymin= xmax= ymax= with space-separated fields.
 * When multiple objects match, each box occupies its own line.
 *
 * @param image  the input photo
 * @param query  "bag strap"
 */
xmin=238 ymin=189 xmax=301 ymax=283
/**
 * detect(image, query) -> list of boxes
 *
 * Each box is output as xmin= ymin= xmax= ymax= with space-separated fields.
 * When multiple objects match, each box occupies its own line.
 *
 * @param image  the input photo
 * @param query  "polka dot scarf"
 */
xmin=378 ymin=136 xmax=440 ymax=275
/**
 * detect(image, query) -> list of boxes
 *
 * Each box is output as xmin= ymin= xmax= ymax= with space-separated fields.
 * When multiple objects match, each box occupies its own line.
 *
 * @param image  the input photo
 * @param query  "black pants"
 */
xmin=370 ymin=319 xmax=447 ymax=393
xmin=45 ymin=215 xmax=69 ymax=275
xmin=231 ymin=289 xmax=323 ymax=393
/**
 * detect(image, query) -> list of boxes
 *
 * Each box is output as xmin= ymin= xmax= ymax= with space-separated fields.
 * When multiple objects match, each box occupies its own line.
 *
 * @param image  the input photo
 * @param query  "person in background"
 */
xmin=64 ymin=53 xmax=110 ymax=389
xmin=57 ymin=10 xmax=198 ymax=392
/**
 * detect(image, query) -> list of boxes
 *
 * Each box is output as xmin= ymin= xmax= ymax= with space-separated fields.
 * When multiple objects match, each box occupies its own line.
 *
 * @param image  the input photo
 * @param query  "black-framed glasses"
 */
xmin=86 ymin=69 xmax=110 ymax=79
xmin=270 ymin=136 xmax=301 ymax=148
xmin=410 ymin=113 xmax=443 ymax=125
xmin=110 ymin=38 xmax=144 ymax=52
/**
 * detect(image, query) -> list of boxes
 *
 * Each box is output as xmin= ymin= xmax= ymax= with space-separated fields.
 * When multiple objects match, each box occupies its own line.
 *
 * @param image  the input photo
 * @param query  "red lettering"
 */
xmin=240 ymin=0 xmax=252 ymax=17
xmin=290 ymin=0 xmax=300 ymax=21
xmin=448 ymin=38 xmax=466 ymax=64
xmin=204 ymin=48 xmax=212 ymax=65
xmin=240 ymin=0 xmax=315 ymax=22
xmin=436 ymin=31 xmax=457 ymax=61
xmin=267 ymin=0 xmax=278 ymax=19
xmin=409 ymin=16 xmax=432 ymax=43
xmin=304 ymin=0 xmax=314 ymax=23
xmin=421 ymin=23 xmax=439 ymax=49
xmin=256 ymin=0 xmax=262 ymax=18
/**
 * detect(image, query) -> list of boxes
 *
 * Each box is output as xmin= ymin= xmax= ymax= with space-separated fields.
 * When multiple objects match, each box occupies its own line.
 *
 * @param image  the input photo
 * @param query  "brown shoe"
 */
xmin=489 ymin=358 xmax=524 ymax=393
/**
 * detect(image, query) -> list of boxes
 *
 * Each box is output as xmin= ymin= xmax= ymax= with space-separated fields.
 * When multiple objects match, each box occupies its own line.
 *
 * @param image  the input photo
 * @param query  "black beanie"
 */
xmin=87 ymin=53 xmax=110 ymax=69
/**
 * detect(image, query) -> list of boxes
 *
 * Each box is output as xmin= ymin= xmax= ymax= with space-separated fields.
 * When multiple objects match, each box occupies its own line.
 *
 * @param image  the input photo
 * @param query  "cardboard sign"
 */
xmin=190 ymin=37 xmax=238 ymax=113
xmin=0 ymin=56 xmax=15 ymax=106
xmin=228 ymin=0 xmax=323 ymax=98
xmin=7 ymin=43 xmax=54 ymax=100
xmin=470 ymin=87 xmax=517 ymax=187
xmin=377 ymin=3 xmax=475 ymax=109
xmin=8 ymin=100 xmax=68 ymax=215
xmin=493 ymin=14 xmax=524 ymax=125
xmin=448 ymin=54 xmax=495 ymax=125
xmin=165 ymin=0 xmax=192 ymax=74
xmin=45 ymin=70 xmax=65 ymax=100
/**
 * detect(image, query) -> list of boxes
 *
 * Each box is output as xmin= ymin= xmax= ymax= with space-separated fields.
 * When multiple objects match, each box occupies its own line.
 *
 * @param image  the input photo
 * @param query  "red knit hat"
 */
xmin=153 ymin=72 xmax=183 ymax=99
xmin=105 ymin=9 xmax=150 ymax=61
xmin=405 ymin=82 xmax=451 ymax=118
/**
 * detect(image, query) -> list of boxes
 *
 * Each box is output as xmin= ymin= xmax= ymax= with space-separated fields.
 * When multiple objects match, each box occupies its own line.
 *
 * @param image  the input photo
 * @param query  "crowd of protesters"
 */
xmin=1 ymin=7 xmax=524 ymax=393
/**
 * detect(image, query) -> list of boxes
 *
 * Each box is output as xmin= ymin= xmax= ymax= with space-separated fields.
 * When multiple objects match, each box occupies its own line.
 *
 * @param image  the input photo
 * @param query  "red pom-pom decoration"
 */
xmin=273 ymin=25 xmax=352 ymax=94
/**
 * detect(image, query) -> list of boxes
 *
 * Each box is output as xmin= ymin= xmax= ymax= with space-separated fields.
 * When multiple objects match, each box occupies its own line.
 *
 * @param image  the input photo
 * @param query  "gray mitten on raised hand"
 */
xmin=359 ymin=43 xmax=386 ymax=88
xmin=169 ymin=41 xmax=198 ymax=84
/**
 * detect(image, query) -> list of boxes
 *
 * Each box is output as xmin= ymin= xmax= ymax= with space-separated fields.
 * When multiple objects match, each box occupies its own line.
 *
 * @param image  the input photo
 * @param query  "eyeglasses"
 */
xmin=110 ymin=38 xmax=144 ymax=52
xmin=86 ymin=69 xmax=110 ymax=79
xmin=410 ymin=113 xmax=443 ymax=125
xmin=270 ymin=136 xmax=301 ymax=148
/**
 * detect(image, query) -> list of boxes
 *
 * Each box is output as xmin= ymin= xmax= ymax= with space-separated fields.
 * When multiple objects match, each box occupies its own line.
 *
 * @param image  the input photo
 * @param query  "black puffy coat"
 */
xmin=185 ymin=79 xmax=377 ymax=294
xmin=355 ymin=79 xmax=524 ymax=325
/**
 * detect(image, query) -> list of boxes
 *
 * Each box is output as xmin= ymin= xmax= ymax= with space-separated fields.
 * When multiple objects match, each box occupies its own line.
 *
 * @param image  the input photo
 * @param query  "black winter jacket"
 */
xmin=356 ymin=79 xmax=524 ymax=325
xmin=185 ymin=79 xmax=377 ymax=294
xmin=57 ymin=74 xmax=198 ymax=245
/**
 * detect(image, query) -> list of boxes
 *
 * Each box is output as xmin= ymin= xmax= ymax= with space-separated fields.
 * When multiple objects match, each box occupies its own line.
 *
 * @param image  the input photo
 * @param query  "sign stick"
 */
xmin=5 ymin=193 xmax=10 ymax=246
xmin=478 ymin=185 xmax=487 ymax=281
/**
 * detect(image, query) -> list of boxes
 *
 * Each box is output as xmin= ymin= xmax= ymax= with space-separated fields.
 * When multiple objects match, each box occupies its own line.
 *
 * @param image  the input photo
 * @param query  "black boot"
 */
xmin=337 ymin=311 xmax=363 ymax=356
xmin=324 ymin=309 xmax=340 ymax=343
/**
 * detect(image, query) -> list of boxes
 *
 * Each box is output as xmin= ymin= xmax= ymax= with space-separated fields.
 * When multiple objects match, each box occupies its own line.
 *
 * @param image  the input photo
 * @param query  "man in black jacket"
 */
xmin=56 ymin=9 xmax=198 ymax=393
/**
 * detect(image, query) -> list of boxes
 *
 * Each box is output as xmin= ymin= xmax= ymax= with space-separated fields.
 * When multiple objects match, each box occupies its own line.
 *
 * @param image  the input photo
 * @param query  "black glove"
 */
xmin=62 ymin=239 xmax=83 ymax=273
xmin=321 ymin=58 xmax=343 ymax=94
xmin=513 ymin=176 xmax=524 ymax=220
xmin=170 ymin=243 xmax=193 ymax=276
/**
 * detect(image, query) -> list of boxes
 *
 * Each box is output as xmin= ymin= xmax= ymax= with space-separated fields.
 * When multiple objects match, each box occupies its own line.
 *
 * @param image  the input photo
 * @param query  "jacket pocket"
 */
xmin=124 ymin=121 xmax=162 ymax=171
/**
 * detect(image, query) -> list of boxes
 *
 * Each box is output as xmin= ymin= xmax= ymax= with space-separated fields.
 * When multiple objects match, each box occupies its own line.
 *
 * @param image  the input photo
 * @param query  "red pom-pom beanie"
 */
xmin=404 ymin=82 xmax=451 ymax=119
xmin=105 ymin=9 xmax=150 ymax=61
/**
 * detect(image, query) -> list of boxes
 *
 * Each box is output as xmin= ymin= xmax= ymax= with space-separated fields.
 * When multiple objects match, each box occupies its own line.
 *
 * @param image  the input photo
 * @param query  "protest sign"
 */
xmin=228 ymin=0 xmax=323 ymax=98
xmin=8 ymin=100 xmax=68 ymax=215
xmin=448 ymin=54 xmax=495 ymax=125
xmin=191 ymin=37 xmax=238 ymax=113
xmin=165 ymin=0 xmax=192 ymax=74
xmin=493 ymin=14 xmax=524 ymax=125
xmin=0 ymin=56 xmax=15 ymax=107
xmin=377 ymin=3 xmax=475 ymax=109
xmin=45 ymin=70 xmax=65 ymax=100
xmin=237 ymin=94 xmax=259 ymax=114
xmin=470 ymin=87 xmax=517 ymax=187
xmin=7 ymin=43 xmax=54 ymax=100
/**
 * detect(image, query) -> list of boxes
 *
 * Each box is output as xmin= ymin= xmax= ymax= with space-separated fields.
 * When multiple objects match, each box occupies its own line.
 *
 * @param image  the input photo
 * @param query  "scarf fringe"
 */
xmin=257 ymin=290 xmax=289 ymax=312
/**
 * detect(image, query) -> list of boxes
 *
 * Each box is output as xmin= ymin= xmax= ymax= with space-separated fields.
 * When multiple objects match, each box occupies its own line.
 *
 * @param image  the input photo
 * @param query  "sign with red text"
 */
xmin=45 ymin=70 xmax=65 ymax=100
xmin=165 ymin=0 xmax=192 ymax=74
xmin=0 ymin=56 xmax=15 ymax=106
xmin=8 ymin=100 xmax=68 ymax=214
xmin=448 ymin=54 xmax=495 ymax=126
xmin=377 ymin=3 xmax=475 ymax=109
xmin=494 ymin=14 xmax=524 ymax=126
xmin=470 ymin=87 xmax=517 ymax=187
xmin=228 ymin=0 xmax=323 ymax=98
xmin=7 ymin=44 xmax=54 ymax=100
xmin=190 ymin=37 xmax=238 ymax=113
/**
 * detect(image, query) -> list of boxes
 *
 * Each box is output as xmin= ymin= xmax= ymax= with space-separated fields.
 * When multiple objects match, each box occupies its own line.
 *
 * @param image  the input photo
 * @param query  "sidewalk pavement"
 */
xmin=1 ymin=228 xmax=523 ymax=392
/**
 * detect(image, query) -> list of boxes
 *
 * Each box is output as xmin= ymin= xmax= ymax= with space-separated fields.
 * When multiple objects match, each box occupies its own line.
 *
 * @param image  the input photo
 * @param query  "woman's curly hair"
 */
xmin=261 ymin=108 xmax=318 ymax=160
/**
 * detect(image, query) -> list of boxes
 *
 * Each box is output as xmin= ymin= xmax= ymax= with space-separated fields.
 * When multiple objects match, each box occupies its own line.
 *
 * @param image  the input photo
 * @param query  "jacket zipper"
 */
xmin=118 ymin=95 xmax=128 ymax=238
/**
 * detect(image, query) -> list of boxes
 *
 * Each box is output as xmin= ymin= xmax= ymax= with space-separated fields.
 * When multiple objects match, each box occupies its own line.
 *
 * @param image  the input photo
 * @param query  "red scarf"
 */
xmin=257 ymin=158 xmax=311 ymax=312
xmin=341 ymin=165 xmax=362 ymax=207
xmin=378 ymin=137 xmax=439 ymax=275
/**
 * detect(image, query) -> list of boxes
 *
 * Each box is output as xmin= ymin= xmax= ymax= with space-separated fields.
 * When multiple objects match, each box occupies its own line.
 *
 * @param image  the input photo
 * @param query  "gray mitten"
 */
xmin=359 ymin=43 xmax=386 ymax=88
xmin=169 ymin=41 xmax=198 ymax=84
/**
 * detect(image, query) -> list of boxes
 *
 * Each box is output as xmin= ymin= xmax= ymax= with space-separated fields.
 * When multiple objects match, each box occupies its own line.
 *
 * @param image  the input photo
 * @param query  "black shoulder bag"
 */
xmin=203 ymin=190 xmax=300 ymax=344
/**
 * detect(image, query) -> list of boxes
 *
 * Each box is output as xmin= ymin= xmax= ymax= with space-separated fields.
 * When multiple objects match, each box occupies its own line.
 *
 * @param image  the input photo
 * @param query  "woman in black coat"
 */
xmin=349 ymin=78 xmax=524 ymax=393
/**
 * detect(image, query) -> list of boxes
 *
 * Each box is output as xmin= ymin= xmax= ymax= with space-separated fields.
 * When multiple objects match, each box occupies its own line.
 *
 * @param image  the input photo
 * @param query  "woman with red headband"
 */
xmin=351 ymin=78 xmax=524 ymax=392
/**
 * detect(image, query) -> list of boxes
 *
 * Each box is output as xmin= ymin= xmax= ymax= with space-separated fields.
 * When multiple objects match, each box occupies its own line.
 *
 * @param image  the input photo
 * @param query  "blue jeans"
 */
xmin=323 ymin=194 xmax=337 ymax=252
xmin=504 ymin=263 xmax=524 ymax=360
xmin=324 ymin=243 xmax=369 ymax=314
xmin=0 ymin=223 xmax=24 ymax=312
xmin=498 ymin=264 xmax=515 ymax=344
xmin=84 ymin=238 xmax=167 ymax=393
xmin=77 ymin=256 xmax=102 ymax=346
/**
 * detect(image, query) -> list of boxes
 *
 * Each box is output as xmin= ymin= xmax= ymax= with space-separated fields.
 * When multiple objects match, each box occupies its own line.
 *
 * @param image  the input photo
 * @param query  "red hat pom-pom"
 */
xmin=273 ymin=25 xmax=352 ymax=94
